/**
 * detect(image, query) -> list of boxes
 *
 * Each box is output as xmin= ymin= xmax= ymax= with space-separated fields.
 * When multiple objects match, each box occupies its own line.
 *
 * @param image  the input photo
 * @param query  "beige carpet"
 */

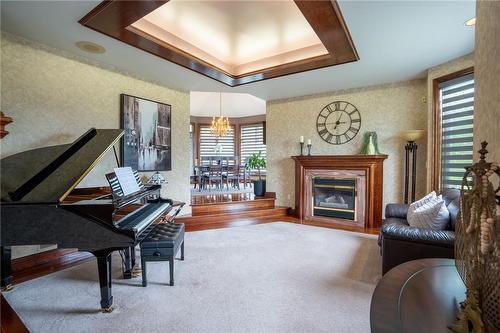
xmin=4 ymin=222 xmax=381 ymax=333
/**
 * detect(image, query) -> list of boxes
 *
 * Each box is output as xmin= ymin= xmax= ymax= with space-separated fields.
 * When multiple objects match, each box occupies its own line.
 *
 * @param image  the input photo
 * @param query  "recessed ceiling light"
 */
xmin=465 ymin=17 xmax=476 ymax=27
xmin=75 ymin=41 xmax=106 ymax=54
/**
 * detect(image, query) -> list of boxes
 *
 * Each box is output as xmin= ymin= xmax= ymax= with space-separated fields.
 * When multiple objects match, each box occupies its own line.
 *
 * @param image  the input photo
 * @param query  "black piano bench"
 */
xmin=140 ymin=223 xmax=185 ymax=287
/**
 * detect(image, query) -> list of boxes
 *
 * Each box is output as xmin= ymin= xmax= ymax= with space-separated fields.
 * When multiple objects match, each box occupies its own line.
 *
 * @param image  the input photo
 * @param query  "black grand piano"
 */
xmin=0 ymin=128 xmax=183 ymax=311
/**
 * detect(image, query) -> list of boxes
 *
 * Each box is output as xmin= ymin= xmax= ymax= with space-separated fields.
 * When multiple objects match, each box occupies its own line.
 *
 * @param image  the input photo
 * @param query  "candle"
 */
xmin=307 ymin=139 xmax=311 ymax=145
xmin=299 ymin=136 xmax=304 ymax=143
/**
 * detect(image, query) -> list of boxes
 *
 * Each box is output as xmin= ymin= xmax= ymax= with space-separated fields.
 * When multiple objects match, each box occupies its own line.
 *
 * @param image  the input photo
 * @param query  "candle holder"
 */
xmin=300 ymin=142 xmax=304 ymax=155
xmin=307 ymin=143 xmax=312 ymax=156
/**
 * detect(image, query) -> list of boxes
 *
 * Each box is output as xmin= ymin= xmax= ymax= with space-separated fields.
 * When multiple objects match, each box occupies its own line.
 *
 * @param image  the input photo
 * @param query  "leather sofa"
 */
xmin=379 ymin=189 xmax=460 ymax=275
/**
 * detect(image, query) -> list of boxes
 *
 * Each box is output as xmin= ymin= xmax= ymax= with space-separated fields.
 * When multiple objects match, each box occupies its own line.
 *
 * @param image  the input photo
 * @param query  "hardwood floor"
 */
xmin=1 ymin=294 xmax=29 ymax=333
xmin=11 ymin=248 xmax=93 ymax=284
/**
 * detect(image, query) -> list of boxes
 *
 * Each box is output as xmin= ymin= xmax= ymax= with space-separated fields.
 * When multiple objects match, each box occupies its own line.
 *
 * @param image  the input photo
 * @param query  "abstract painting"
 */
xmin=121 ymin=94 xmax=171 ymax=171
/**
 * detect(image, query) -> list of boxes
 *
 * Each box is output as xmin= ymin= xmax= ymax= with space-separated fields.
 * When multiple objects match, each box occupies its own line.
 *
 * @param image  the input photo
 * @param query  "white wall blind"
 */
xmin=439 ymin=73 xmax=474 ymax=190
xmin=199 ymin=125 xmax=235 ymax=158
xmin=240 ymin=123 xmax=266 ymax=166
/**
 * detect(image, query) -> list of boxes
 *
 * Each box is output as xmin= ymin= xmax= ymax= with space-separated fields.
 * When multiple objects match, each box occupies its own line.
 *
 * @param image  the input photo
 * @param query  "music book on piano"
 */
xmin=113 ymin=167 xmax=141 ymax=196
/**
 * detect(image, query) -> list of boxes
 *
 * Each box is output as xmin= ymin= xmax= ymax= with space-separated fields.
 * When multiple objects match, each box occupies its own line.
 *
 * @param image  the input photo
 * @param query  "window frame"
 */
xmin=239 ymin=121 xmax=267 ymax=166
xmin=431 ymin=66 xmax=474 ymax=191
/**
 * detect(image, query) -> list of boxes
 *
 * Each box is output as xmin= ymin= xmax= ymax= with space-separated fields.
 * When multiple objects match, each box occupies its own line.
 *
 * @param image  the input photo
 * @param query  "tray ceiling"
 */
xmin=79 ymin=0 xmax=359 ymax=86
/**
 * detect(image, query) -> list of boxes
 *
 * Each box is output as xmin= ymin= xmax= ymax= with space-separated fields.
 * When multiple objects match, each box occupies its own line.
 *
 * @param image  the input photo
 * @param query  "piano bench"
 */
xmin=140 ymin=223 xmax=185 ymax=287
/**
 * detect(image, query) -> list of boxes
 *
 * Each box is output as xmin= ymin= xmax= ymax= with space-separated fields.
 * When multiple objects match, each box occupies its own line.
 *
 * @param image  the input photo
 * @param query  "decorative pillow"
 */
xmin=407 ymin=194 xmax=450 ymax=230
xmin=414 ymin=191 xmax=437 ymax=206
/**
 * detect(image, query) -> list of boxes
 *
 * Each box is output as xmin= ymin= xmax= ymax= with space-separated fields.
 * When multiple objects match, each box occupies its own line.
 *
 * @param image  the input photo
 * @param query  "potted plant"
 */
xmin=246 ymin=151 xmax=267 ymax=197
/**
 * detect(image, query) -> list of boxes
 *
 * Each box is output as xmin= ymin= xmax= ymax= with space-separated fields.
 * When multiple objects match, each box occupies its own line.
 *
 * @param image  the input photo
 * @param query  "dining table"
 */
xmin=193 ymin=164 xmax=249 ymax=191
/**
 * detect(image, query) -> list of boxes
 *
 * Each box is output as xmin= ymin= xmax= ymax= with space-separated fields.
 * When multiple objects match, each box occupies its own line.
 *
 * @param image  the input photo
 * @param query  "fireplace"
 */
xmin=292 ymin=155 xmax=387 ymax=230
xmin=312 ymin=177 xmax=357 ymax=220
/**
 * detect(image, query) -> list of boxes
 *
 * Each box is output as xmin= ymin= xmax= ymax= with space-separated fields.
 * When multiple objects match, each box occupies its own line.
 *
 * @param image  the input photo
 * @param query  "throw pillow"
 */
xmin=407 ymin=194 xmax=450 ymax=230
xmin=413 ymin=191 xmax=437 ymax=207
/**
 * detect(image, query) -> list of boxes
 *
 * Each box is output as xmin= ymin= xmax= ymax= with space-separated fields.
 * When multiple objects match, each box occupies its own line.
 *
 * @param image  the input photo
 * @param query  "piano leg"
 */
xmin=122 ymin=246 xmax=139 ymax=279
xmin=93 ymin=251 xmax=113 ymax=312
xmin=122 ymin=247 xmax=133 ymax=279
xmin=1 ymin=246 xmax=13 ymax=291
xmin=130 ymin=246 xmax=136 ymax=269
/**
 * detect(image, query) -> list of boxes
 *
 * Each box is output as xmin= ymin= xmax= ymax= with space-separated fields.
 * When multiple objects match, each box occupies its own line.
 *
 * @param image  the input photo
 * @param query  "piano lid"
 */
xmin=1 ymin=128 xmax=124 ymax=203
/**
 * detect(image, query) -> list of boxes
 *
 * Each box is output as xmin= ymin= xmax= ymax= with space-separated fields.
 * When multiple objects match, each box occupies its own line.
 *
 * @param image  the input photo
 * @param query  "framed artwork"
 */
xmin=120 ymin=94 xmax=172 ymax=171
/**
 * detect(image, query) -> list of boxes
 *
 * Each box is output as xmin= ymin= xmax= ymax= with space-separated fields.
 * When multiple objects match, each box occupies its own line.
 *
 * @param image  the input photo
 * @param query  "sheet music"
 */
xmin=114 ymin=167 xmax=141 ymax=196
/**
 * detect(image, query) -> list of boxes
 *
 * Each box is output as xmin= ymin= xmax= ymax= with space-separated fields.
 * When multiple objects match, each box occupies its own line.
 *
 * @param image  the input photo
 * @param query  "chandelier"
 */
xmin=210 ymin=92 xmax=231 ymax=137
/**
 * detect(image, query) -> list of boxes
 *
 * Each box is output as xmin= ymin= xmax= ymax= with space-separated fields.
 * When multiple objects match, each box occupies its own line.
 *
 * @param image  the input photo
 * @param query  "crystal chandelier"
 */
xmin=210 ymin=92 xmax=230 ymax=137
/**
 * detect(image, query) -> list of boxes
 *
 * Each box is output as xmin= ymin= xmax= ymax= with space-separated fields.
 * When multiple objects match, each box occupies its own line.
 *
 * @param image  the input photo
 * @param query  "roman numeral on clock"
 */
xmin=318 ymin=128 xmax=328 ymax=136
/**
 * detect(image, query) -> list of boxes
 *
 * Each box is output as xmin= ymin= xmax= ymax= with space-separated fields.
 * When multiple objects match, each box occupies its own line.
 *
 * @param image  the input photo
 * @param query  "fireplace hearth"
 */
xmin=292 ymin=155 xmax=387 ymax=230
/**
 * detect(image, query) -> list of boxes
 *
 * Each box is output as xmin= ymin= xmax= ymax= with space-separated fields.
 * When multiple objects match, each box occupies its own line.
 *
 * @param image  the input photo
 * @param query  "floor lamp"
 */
xmin=400 ymin=130 xmax=425 ymax=204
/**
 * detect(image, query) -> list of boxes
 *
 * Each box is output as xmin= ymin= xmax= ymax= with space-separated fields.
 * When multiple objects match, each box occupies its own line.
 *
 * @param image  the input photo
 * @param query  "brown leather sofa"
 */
xmin=378 ymin=189 xmax=460 ymax=275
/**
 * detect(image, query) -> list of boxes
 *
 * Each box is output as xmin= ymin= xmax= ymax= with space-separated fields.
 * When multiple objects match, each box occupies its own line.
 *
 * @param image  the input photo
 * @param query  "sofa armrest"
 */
xmin=385 ymin=203 xmax=409 ymax=219
xmin=381 ymin=221 xmax=455 ymax=248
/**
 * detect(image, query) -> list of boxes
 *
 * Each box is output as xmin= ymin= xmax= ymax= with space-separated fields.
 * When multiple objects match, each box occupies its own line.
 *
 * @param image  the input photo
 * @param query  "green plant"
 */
xmin=246 ymin=151 xmax=266 ymax=181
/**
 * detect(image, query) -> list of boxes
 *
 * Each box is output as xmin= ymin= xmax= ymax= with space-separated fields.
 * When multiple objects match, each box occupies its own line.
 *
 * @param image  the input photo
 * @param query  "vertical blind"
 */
xmin=199 ymin=125 xmax=235 ymax=158
xmin=439 ymin=73 xmax=474 ymax=190
xmin=240 ymin=123 xmax=266 ymax=166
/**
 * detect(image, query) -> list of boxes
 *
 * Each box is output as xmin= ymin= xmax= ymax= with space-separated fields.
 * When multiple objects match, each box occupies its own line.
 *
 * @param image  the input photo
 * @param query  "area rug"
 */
xmin=3 ymin=222 xmax=381 ymax=333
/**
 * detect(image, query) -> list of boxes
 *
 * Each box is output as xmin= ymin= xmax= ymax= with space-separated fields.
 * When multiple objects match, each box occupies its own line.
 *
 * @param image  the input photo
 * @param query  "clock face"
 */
xmin=316 ymin=101 xmax=361 ymax=145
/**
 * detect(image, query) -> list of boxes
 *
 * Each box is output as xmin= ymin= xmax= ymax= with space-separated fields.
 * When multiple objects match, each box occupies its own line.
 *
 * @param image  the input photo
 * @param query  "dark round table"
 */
xmin=370 ymin=258 xmax=466 ymax=333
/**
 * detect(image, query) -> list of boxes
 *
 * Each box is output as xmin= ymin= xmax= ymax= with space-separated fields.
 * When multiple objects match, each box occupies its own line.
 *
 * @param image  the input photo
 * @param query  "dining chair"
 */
xmin=223 ymin=164 xmax=240 ymax=190
xmin=203 ymin=164 xmax=223 ymax=191
xmin=239 ymin=163 xmax=252 ymax=189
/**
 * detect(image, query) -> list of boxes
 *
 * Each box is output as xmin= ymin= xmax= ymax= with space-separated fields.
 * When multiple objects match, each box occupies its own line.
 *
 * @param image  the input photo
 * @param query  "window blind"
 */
xmin=240 ymin=123 xmax=266 ymax=166
xmin=199 ymin=125 xmax=235 ymax=158
xmin=439 ymin=73 xmax=474 ymax=189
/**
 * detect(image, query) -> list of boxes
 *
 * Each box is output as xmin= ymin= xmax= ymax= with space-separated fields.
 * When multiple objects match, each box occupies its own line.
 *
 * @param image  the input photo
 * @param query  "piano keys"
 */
xmin=0 ymin=128 xmax=184 ymax=311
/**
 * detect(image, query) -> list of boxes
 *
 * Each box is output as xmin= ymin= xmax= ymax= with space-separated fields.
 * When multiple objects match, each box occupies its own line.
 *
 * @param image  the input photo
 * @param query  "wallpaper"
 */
xmin=1 ymin=33 xmax=191 ymax=258
xmin=473 ymin=0 xmax=500 ymax=163
xmin=266 ymin=79 xmax=428 ymax=210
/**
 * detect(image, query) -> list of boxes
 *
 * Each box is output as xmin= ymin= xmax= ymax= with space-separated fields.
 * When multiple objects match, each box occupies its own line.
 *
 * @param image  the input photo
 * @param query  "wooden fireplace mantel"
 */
xmin=292 ymin=154 xmax=388 ymax=230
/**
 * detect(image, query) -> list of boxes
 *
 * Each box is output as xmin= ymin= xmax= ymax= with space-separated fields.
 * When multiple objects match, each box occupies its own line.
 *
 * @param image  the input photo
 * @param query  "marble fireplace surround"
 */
xmin=292 ymin=155 xmax=388 ymax=230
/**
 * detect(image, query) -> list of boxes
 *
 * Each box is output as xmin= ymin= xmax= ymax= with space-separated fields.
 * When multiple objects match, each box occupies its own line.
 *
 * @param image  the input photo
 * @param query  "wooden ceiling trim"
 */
xmin=79 ymin=0 xmax=359 ymax=86
xmin=294 ymin=0 xmax=359 ymax=63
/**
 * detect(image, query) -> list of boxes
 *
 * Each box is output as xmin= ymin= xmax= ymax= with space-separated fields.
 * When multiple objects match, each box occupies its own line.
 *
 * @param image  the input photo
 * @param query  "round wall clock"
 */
xmin=316 ymin=101 xmax=361 ymax=145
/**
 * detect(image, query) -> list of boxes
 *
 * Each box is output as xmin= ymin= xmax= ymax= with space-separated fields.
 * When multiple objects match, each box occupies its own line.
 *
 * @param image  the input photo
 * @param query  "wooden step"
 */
xmin=191 ymin=192 xmax=276 ymax=216
xmin=177 ymin=206 xmax=290 ymax=227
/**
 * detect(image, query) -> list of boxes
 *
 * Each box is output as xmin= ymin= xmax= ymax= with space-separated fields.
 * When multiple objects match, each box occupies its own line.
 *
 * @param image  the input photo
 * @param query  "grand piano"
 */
xmin=0 ymin=128 xmax=183 ymax=311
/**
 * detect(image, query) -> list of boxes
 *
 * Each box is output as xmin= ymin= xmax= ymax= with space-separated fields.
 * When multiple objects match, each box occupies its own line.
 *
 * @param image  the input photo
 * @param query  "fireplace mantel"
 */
xmin=292 ymin=154 xmax=388 ymax=230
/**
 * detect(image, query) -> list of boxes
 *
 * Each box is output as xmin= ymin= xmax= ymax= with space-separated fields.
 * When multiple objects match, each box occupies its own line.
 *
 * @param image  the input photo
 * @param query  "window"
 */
xmin=436 ymin=71 xmax=474 ymax=190
xmin=199 ymin=125 xmax=235 ymax=158
xmin=240 ymin=123 xmax=266 ymax=166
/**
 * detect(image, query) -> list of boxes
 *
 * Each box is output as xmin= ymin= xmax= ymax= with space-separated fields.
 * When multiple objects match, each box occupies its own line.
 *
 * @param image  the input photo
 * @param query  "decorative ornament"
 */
xmin=359 ymin=131 xmax=381 ymax=155
xmin=0 ymin=112 xmax=13 ymax=139
xmin=451 ymin=142 xmax=500 ymax=333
